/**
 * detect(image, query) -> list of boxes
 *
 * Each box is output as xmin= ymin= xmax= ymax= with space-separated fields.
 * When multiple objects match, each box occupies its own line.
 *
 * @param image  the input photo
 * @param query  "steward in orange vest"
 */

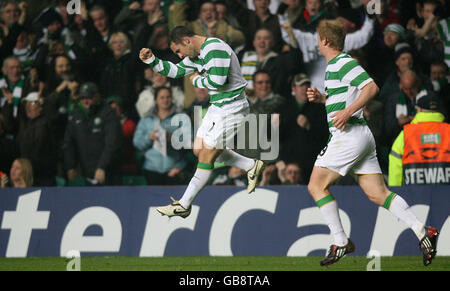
xmin=389 ymin=93 xmax=450 ymax=185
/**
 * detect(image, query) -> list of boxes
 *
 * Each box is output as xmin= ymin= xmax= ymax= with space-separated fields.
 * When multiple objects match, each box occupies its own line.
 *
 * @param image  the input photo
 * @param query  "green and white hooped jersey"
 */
xmin=145 ymin=37 xmax=247 ymax=107
xmin=324 ymin=52 xmax=373 ymax=133
xmin=437 ymin=18 xmax=450 ymax=68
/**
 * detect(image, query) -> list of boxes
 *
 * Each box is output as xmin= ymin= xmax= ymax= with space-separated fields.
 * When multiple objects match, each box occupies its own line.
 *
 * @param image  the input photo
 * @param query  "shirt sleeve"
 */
xmin=339 ymin=59 xmax=373 ymax=90
xmin=145 ymin=54 xmax=196 ymax=79
xmin=344 ymin=17 xmax=375 ymax=51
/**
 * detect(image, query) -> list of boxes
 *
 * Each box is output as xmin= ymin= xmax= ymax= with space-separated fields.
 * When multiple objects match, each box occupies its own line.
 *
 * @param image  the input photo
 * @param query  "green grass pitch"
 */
xmin=0 ymin=256 xmax=449 ymax=271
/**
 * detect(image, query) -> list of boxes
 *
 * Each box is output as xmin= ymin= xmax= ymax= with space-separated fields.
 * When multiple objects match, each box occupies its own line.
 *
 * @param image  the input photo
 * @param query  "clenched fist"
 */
xmin=139 ymin=48 xmax=153 ymax=63
xmin=307 ymin=87 xmax=326 ymax=104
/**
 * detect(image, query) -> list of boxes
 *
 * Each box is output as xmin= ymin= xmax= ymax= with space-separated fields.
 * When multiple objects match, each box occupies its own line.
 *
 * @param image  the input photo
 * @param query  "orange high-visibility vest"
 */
xmin=402 ymin=122 xmax=450 ymax=185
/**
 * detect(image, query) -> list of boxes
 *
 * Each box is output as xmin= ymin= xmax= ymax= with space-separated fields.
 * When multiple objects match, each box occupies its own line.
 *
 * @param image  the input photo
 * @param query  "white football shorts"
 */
xmin=314 ymin=125 xmax=382 ymax=176
xmin=196 ymin=97 xmax=250 ymax=149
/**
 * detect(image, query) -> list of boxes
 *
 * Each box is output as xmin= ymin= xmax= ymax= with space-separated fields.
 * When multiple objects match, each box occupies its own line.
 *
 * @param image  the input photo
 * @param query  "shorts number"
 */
xmin=319 ymin=145 xmax=328 ymax=157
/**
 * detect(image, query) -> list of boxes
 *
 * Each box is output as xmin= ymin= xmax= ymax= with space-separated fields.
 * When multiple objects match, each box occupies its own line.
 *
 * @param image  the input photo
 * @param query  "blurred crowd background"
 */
xmin=0 ymin=0 xmax=448 ymax=188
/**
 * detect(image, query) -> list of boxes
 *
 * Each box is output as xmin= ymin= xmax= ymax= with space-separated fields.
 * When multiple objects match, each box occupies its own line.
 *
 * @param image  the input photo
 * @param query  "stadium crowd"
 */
xmin=0 ymin=0 xmax=449 ymax=188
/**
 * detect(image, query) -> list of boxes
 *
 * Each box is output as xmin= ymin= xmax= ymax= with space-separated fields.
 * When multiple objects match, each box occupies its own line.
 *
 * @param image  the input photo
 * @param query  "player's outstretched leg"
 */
xmin=157 ymin=159 xmax=215 ymax=218
xmin=215 ymin=149 xmax=265 ymax=193
xmin=246 ymin=159 xmax=265 ymax=193
xmin=420 ymin=226 xmax=439 ymax=266
xmin=156 ymin=197 xmax=191 ymax=218
xmin=358 ymin=174 xmax=440 ymax=266
xmin=308 ymin=166 xmax=352 ymax=266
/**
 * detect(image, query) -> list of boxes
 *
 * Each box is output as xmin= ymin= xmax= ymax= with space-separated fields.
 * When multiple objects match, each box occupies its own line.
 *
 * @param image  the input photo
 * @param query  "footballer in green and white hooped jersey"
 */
xmin=314 ymin=52 xmax=382 ymax=176
xmin=144 ymin=37 xmax=250 ymax=148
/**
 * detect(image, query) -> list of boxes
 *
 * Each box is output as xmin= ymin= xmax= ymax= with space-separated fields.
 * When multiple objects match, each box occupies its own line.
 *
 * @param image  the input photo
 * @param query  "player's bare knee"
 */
xmin=307 ymin=182 xmax=325 ymax=197
xmin=365 ymin=191 xmax=385 ymax=206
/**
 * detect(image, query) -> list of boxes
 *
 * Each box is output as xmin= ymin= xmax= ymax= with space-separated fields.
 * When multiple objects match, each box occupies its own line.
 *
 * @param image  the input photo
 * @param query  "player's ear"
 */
xmin=181 ymin=36 xmax=190 ymax=46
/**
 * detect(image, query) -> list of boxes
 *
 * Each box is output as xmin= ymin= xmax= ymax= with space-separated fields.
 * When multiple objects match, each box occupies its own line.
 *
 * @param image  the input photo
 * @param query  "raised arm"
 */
xmin=280 ymin=19 xmax=319 ymax=63
xmin=139 ymin=48 xmax=197 ymax=79
xmin=344 ymin=17 xmax=375 ymax=51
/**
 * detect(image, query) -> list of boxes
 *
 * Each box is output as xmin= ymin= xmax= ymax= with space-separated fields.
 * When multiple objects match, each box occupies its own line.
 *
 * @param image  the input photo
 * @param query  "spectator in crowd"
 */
xmin=249 ymin=70 xmax=285 ymax=109
xmin=384 ymin=70 xmax=432 ymax=147
xmin=3 ymin=92 xmax=58 ymax=186
xmin=240 ymin=28 xmax=279 ymax=95
xmin=132 ymin=0 xmax=169 ymax=49
xmin=236 ymin=70 xmax=285 ymax=163
xmin=187 ymin=87 xmax=209 ymax=121
xmin=107 ymin=95 xmax=138 ymax=175
xmin=66 ymin=1 xmax=89 ymax=49
xmin=239 ymin=27 xmax=303 ymax=97
xmin=0 ymin=1 xmax=27 ymax=66
xmin=389 ymin=92 xmax=449 ymax=185
xmin=259 ymin=163 xmax=281 ymax=186
xmin=12 ymin=29 xmax=36 ymax=74
xmin=211 ymin=166 xmax=247 ymax=186
xmin=43 ymin=54 xmax=81 ymax=96
xmin=0 ymin=0 xmax=448 ymax=187
xmin=133 ymin=86 xmax=190 ymax=185
xmin=33 ymin=6 xmax=90 ymax=81
xmin=170 ymin=0 xmax=245 ymax=49
xmin=214 ymin=0 xmax=241 ymax=31
xmin=429 ymin=61 xmax=450 ymax=115
xmin=429 ymin=60 xmax=449 ymax=92
xmin=280 ymin=73 xmax=328 ymax=182
xmin=407 ymin=0 xmax=440 ymax=40
xmin=63 ymin=82 xmax=124 ymax=186
xmin=43 ymin=54 xmax=81 ymax=143
xmin=407 ymin=0 xmax=444 ymax=73
xmin=226 ymin=0 xmax=284 ymax=53
xmin=275 ymin=160 xmax=304 ymax=185
xmin=99 ymin=31 xmax=138 ymax=115
xmin=1 ymin=1 xmax=23 ymax=28
xmin=379 ymin=43 xmax=417 ymax=103
xmin=89 ymin=4 xmax=112 ymax=43
xmin=0 ymin=158 xmax=33 ymax=188
xmin=83 ymin=5 xmax=114 ymax=82
xmin=115 ymin=0 xmax=166 ymax=40
xmin=84 ymin=0 xmax=123 ymax=21
xmin=1 ymin=56 xmax=37 ymax=119
xmin=136 ymin=69 xmax=184 ymax=118
xmin=247 ymin=0 xmax=282 ymax=15
xmin=372 ymin=23 xmax=406 ymax=85
xmin=294 ymin=0 xmax=329 ymax=33
xmin=276 ymin=0 xmax=304 ymax=30
xmin=0 ymin=113 xmax=18 ymax=175
xmin=372 ymin=0 xmax=401 ymax=31
xmin=437 ymin=15 xmax=450 ymax=68
xmin=280 ymin=14 xmax=375 ymax=93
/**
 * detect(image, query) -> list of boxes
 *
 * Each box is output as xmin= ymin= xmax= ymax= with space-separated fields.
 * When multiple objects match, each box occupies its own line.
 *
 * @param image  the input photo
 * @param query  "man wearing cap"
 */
xmin=383 ymin=24 xmax=405 ymax=49
xmin=281 ymin=73 xmax=328 ymax=181
xmin=5 ymin=92 xmax=58 ymax=186
xmin=63 ymin=82 xmax=123 ymax=185
xmin=380 ymin=42 xmax=415 ymax=94
xmin=389 ymin=92 xmax=449 ymax=186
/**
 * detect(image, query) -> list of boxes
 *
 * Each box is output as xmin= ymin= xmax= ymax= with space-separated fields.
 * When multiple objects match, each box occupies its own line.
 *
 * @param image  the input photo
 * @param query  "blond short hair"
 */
xmin=16 ymin=158 xmax=34 ymax=187
xmin=108 ymin=31 xmax=131 ymax=52
xmin=317 ymin=19 xmax=346 ymax=51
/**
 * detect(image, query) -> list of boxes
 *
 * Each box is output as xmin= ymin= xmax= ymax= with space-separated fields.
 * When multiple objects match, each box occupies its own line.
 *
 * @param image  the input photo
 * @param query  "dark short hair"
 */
xmin=170 ymin=26 xmax=195 ymax=44
xmin=154 ymin=86 xmax=172 ymax=100
xmin=252 ymin=69 xmax=270 ymax=81
xmin=430 ymin=61 xmax=449 ymax=73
